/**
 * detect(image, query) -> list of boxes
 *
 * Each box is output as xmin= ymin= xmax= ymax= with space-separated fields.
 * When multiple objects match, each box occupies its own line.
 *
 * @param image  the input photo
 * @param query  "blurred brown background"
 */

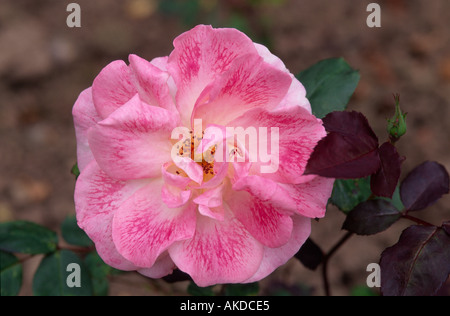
xmin=1 ymin=0 xmax=449 ymax=296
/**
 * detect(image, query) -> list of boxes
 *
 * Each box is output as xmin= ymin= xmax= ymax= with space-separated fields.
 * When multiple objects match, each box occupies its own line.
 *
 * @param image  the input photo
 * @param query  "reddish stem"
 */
xmin=401 ymin=213 xmax=434 ymax=227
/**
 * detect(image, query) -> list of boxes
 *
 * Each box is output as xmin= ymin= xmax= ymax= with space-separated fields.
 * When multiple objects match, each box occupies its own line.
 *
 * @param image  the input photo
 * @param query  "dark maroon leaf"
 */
xmin=295 ymin=238 xmax=324 ymax=270
xmin=322 ymin=111 xmax=378 ymax=139
xmin=305 ymin=111 xmax=380 ymax=178
xmin=400 ymin=161 xmax=450 ymax=212
xmin=380 ymin=225 xmax=450 ymax=296
xmin=342 ymin=199 xmax=401 ymax=235
xmin=443 ymin=221 xmax=450 ymax=236
xmin=370 ymin=142 xmax=403 ymax=198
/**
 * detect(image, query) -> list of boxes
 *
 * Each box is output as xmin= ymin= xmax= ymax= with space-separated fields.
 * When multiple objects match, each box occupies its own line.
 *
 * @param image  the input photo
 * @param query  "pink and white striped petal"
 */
xmin=129 ymin=54 xmax=177 ymax=112
xmin=226 ymin=188 xmax=293 ymax=248
xmin=72 ymin=88 xmax=101 ymax=172
xmin=244 ymin=215 xmax=311 ymax=283
xmin=75 ymin=161 xmax=148 ymax=270
xmin=88 ymin=95 xmax=178 ymax=180
xmin=92 ymin=60 xmax=137 ymax=119
xmin=192 ymin=53 xmax=292 ymax=126
xmin=232 ymin=175 xmax=297 ymax=215
xmin=253 ymin=43 xmax=311 ymax=112
xmin=112 ymin=180 xmax=197 ymax=268
xmin=168 ymin=25 xmax=258 ymax=126
xmin=229 ymin=105 xmax=326 ymax=184
xmin=279 ymin=176 xmax=335 ymax=219
xmin=169 ymin=209 xmax=264 ymax=287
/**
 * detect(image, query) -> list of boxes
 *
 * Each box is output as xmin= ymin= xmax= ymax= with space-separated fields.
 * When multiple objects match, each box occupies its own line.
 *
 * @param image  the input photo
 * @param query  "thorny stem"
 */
xmin=321 ymin=231 xmax=354 ymax=297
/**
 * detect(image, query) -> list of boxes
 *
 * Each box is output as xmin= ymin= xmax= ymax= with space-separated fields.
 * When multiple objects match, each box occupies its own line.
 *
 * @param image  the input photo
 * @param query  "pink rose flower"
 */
xmin=73 ymin=25 xmax=334 ymax=286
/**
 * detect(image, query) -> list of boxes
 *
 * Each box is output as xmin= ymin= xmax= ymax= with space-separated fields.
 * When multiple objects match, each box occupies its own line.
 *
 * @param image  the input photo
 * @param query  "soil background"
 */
xmin=1 ymin=0 xmax=449 ymax=296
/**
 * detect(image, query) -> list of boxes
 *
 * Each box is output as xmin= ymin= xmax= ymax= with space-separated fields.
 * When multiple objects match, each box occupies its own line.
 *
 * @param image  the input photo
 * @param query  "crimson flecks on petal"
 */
xmin=72 ymin=24 xmax=334 ymax=286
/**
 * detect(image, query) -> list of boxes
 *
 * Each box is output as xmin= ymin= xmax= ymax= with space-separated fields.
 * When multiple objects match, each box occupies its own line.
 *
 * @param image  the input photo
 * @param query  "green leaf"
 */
xmin=224 ymin=283 xmax=260 ymax=296
xmin=0 ymin=251 xmax=23 ymax=296
xmin=330 ymin=177 xmax=372 ymax=214
xmin=84 ymin=252 xmax=114 ymax=296
xmin=187 ymin=282 xmax=215 ymax=296
xmin=0 ymin=221 xmax=58 ymax=254
xmin=296 ymin=58 xmax=360 ymax=118
xmin=61 ymin=215 xmax=93 ymax=247
xmin=351 ymin=285 xmax=379 ymax=296
xmin=71 ymin=163 xmax=80 ymax=179
xmin=376 ymin=185 xmax=405 ymax=211
xmin=33 ymin=250 xmax=93 ymax=296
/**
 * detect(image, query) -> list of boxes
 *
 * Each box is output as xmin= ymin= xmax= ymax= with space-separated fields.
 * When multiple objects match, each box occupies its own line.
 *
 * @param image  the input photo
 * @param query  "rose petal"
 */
xmin=72 ymin=88 xmax=101 ymax=172
xmin=161 ymin=184 xmax=192 ymax=208
xmin=138 ymin=251 xmax=176 ymax=279
xmin=279 ymin=176 xmax=335 ymax=218
xmin=253 ymin=43 xmax=311 ymax=112
xmin=168 ymin=25 xmax=258 ymax=126
xmin=229 ymin=105 xmax=326 ymax=184
xmin=162 ymin=162 xmax=192 ymax=188
xmin=193 ymin=185 xmax=223 ymax=208
xmin=88 ymin=95 xmax=178 ymax=180
xmin=254 ymin=43 xmax=288 ymax=73
xmin=244 ymin=215 xmax=311 ymax=283
xmin=226 ymin=186 xmax=293 ymax=248
xmin=198 ymin=205 xmax=225 ymax=221
xmin=173 ymin=156 xmax=204 ymax=185
xmin=232 ymin=175 xmax=297 ymax=215
xmin=112 ymin=180 xmax=197 ymax=268
xmin=75 ymin=161 xmax=148 ymax=270
xmin=92 ymin=60 xmax=137 ymax=119
xmin=129 ymin=54 xmax=177 ymax=112
xmin=169 ymin=208 xmax=264 ymax=287
xmin=192 ymin=53 xmax=292 ymax=126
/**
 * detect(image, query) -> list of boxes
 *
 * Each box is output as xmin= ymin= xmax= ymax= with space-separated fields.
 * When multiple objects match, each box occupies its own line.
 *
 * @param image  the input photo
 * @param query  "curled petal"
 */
xmin=138 ymin=252 xmax=176 ymax=279
xmin=162 ymin=162 xmax=192 ymax=188
xmin=92 ymin=60 xmax=137 ymax=119
xmin=198 ymin=205 xmax=225 ymax=221
xmin=174 ymin=157 xmax=204 ymax=185
xmin=161 ymin=184 xmax=192 ymax=208
xmin=129 ymin=54 xmax=177 ymax=112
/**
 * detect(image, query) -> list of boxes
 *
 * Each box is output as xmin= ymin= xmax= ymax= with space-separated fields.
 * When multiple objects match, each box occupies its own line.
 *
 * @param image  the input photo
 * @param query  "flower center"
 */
xmin=175 ymin=130 xmax=218 ymax=181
